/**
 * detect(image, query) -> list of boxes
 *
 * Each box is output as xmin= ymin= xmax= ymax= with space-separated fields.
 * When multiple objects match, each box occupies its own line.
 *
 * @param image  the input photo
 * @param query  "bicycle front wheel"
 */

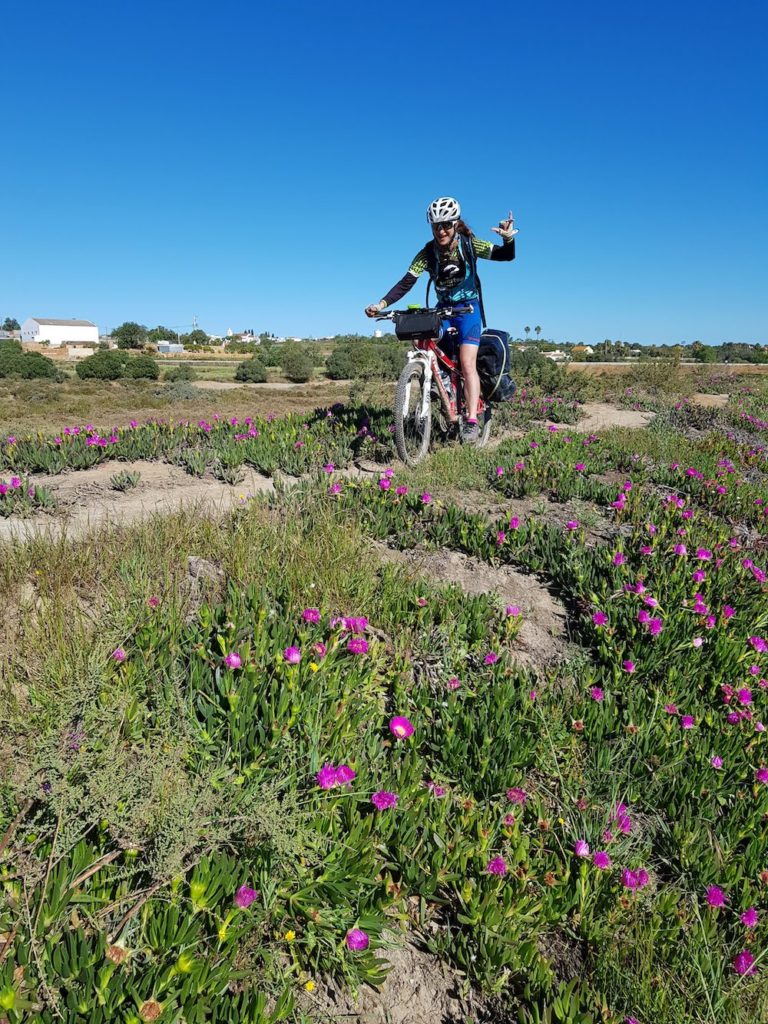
xmin=394 ymin=361 xmax=431 ymax=466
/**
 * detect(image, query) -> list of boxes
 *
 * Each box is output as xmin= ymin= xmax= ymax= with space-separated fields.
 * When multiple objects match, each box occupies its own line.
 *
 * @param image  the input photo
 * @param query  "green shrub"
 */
xmin=508 ymin=349 xmax=565 ymax=390
xmin=0 ymin=342 xmax=59 ymax=380
xmin=125 ymin=354 xmax=160 ymax=380
xmin=327 ymin=341 xmax=406 ymax=381
xmin=75 ymin=350 xmax=129 ymax=380
xmin=234 ymin=357 xmax=267 ymax=383
xmin=163 ymin=363 xmax=197 ymax=383
xmin=280 ymin=346 xmax=314 ymax=383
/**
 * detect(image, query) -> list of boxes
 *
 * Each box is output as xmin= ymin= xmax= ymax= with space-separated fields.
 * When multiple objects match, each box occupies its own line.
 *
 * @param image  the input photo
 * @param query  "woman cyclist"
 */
xmin=365 ymin=197 xmax=517 ymax=443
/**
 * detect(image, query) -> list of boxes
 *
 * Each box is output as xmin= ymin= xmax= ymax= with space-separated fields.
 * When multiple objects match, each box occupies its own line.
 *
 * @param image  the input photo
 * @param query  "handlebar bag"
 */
xmin=393 ymin=309 xmax=443 ymax=342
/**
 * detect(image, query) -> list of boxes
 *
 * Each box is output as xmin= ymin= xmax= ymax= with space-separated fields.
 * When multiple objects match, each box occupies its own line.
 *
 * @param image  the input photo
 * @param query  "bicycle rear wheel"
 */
xmin=394 ymin=361 xmax=431 ymax=466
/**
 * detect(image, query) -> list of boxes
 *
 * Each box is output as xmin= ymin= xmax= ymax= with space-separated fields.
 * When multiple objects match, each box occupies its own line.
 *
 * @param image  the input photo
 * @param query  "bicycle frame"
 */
xmin=403 ymin=335 xmax=485 ymax=427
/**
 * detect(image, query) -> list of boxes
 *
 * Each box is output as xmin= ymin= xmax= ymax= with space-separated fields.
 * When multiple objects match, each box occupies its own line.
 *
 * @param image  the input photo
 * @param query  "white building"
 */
xmin=22 ymin=318 xmax=99 ymax=348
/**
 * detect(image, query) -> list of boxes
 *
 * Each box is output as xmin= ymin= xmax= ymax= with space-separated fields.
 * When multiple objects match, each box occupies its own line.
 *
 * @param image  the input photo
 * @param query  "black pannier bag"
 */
xmin=393 ymin=309 xmax=443 ymax=342
xmin=477 ymin=328 xmax=516 ymax=402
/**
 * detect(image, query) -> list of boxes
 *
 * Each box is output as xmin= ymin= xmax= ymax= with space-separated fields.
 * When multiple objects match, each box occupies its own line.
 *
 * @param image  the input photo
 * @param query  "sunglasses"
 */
xmin=432 ymin=221 xmax=456 ymax=232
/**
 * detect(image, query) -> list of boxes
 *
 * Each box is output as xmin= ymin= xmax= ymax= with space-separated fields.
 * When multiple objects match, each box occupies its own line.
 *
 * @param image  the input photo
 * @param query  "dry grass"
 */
xmin=0 ymin=378 xmax=351 ymax=435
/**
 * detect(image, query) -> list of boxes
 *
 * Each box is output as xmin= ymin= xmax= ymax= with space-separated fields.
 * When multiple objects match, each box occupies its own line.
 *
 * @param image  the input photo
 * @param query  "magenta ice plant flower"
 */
xmin=711 ymin=756 xmax=723 ymax=769
xmin=706 ymin=885 xmax=727 ymax=907
xmin=347 ymin=637 xmax=369 ymax=655
xmin=389 ymin=716 xmax=414 ymax=739
xmin=574 ymin=840 xmax=590 ymax=858
xmin=112 ymin=647 xmax=126 ymax=663
xmin=316 ymin=763 xmax=339 ymax=790
xmin=224 ymin=652 xmax=242 ymax=670
xmin=302 ymin=608 xmax=321 ymax=623
xmin=621 ymin=868 xmax=649 ymax=890
xmin=741 ymin=907 xmax=759 ymax=928
xmin=592 ymin=851 xmax=612 ymax=870
xmin=590 ymin=687 xmax=604 ymax=702
xmin=420 ymin=492 xmax=432 ymax=504
xmin=732 ymin=949 xmax=757 ymax=975
xmin=681 ymin=715 xmax=695 ymax=729
xmin=506 ymin=787 xmax=527 ymax=805
xmin=346 ymin=928 xmax=370 ymax=951
xmin=756 ymin=766 xmax=768 ymax=784
xmin=234 ymin=885 xmax=259 ymax=909
xmin=371 ymin=790 xmax=398 ymax=810
xmin=505 ymin=605 xmax=521 ymax=617
xmin=283 ymin=646 xmax=301 ymax=664
xmin=484 ymin=652 xmax=499 ymax=665
xmin=623 ymin=660 xmax=636 ymax=673
xmin=487 ymin=856 xmax=508 ymax=876
xmin=592 ymin=611 xmax=608 ymax=626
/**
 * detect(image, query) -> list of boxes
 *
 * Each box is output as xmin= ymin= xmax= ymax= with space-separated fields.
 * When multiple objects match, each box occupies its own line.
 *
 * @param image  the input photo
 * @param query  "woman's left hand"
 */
xmin=492 ymin=210 xmax=518 ymax=241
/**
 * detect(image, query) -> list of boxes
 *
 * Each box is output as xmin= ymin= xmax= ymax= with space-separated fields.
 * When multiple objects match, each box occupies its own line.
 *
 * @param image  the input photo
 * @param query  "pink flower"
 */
xmin=593 ymin=851 xmax=612 ymax=870
xmin=749 ymin=636 xmax=767 ymax=654
xmin=647 ymin=618 xmax=663 ymax=636
xmin=112 ymin=647 xmax=126 ymax=663
xmin=681 ymin=715 xmax=695 ymax=729
xmin=732 ymin=949 xmax=757 ymax=975
xmin=741 ymin=907 xmax=759 ymax=928
xmin=692 ymin=637 xmax=704 ymax=648
xmin=710 ymin=756 xmax=723 ymax=769
xmin=427 ymin=781 xmax=446 ymax=797
xmin=322 ymin=463 xmax=335 ymax=473
xmin=329 ymin=482 xmax=342 ymax=495
xmin=664 ymin=703 xmax=678 ymax=714
xmin=484 ymin=652 xmax=499 ymax=665
xmin=621 ymin=868 xmax=649 ymax=890
xmin=673 ymin=543 xmax=687 ymax=556
xmin=623 ymin=660 xmax=636 ymax=673
xmin=592 ymin=611 xmax=608 ymax=626
xmin=509 ymin=516 xmax=520 ymax=529
xmin=756 ymin=767 xmax=768 ymax=784
xmin=396 ymin=485 xmax=408 ymax=496
xmin=497 ymin=530 xmax=506 ymax=545
xmin=574 ymin=839 xmax=590 ymax=858
xmin=314 ymin=641 xmax=327 ymax=659
xmin=495 ymin=466 xmax=504 ymax=477
xmin=283 ymin=646 xmax=301 ymax=664
xmin=738 ymin=688 xmax=753 ymax=706
xmin=389 ymin=716 xmax=414 ymax=739
xmin=505 ymin=605 xmax=521 ymax=617
xmin=347 ymin=637 xmax=369 ymax=655
xmin=446 ymin=677 xmax=461 ymax=690
xmin=379 ymin=478 xmax=391 ymax=491
xmin=566 ymin=520 xmax=580 ymax=530
xmin=234 ymin=885 xmax=259 ymax=909
xmin=346 ymin=928 xmax=370 ymax=951
xmin=371 ymin=790 xmax=398 ymax=810
xmin=302 ymin=608 xmax=321 ymax=623
xmin=506 ymin=787 xmax=527 ymax=805
xmin=487 ymin=856 xmax=508 ymax=876
xmin=316 ymin=763 xmax=338 ymax=789
xmin=420 ymin=492 xmax=432 ymax=504
xmin=613 ymin=552 xmax=626 ymax=566
xmin=706 ymin=885 xmax=727 ymax=907
xmin=224 ymin=652 xmax=242 ymax=670
xmin=590 ymin=687 xmax=604 ymax=702
xmin=335 ymin=764 xmax=356 ymax=785
xmin=148 ymin=596 xmax=160 ymax=608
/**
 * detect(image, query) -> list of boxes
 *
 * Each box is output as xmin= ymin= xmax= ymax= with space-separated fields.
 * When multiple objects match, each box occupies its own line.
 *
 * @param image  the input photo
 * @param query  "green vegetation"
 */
xmin=0 ymin=340 xmax=60 ymax=380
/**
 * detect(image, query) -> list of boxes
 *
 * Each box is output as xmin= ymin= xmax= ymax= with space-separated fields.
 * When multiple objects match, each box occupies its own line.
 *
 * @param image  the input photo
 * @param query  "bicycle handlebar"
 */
xmin=373 ymin=303 xmax=474 ymax=320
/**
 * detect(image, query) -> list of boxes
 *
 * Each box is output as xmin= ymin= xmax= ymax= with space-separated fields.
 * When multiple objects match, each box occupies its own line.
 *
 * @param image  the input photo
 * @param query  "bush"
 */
xmin=326 ymin=342 xmax=407 ymax=381
xmin=164 ymin=363 xmax=197 ymax=383
xmin=75 ymin=350 xmax=128 ymax=380
xmin=508 ymin=349 xmax=566 ymax=390
xmin=126 ymin=354 xmax=160 ymax=380
xmin=280 ymin=346 xmax=314 ymax=383
xmin=234 ymin=357 xmax=267 ymax=383
xmin=0 ymin=342 xmax=59 ymax=380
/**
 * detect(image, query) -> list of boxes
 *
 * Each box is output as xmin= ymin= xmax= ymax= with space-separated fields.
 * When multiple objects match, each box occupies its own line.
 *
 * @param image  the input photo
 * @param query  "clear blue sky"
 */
xmin=2 ymin=0 xmax=766 ymax=345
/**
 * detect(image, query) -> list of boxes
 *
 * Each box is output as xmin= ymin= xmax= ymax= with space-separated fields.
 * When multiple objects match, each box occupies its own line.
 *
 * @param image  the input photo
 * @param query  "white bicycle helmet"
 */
xmin=427 ymin=196 xmax=461 ymax=224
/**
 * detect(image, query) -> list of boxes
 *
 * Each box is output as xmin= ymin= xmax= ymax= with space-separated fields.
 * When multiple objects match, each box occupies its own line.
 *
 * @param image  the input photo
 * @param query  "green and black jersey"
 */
xmin=380 ymin=234 xmax=515 ymax=308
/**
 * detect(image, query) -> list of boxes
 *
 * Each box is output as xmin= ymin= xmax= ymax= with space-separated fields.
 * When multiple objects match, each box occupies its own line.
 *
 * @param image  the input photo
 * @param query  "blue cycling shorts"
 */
xmin=439 ymin=303 xmax=482 ymax=359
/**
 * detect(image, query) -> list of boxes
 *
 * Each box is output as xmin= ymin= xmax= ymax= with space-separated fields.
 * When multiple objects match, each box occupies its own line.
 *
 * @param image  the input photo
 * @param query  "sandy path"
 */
xmin=0 ymin=461 xmax=276 ymax=543
xmin=197 ymin=379 xmax=350 ymax=391
xmin=569 ymin=402 xmax=655 ymax=433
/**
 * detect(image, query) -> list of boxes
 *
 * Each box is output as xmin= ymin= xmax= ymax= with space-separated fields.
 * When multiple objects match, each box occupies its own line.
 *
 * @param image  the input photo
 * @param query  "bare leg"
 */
xmin=460 ymin=344 xmax=480 ymax=420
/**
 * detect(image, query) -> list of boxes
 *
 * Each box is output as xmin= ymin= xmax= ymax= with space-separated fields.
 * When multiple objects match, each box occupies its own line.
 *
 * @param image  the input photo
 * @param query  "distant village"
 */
xmin=2 ymin=316 xmax=766 ymax=365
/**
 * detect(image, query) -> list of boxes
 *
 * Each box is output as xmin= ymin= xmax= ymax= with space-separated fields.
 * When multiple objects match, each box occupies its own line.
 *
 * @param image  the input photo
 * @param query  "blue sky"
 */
xmin=2 ymin=0 xmax=766 ymax=344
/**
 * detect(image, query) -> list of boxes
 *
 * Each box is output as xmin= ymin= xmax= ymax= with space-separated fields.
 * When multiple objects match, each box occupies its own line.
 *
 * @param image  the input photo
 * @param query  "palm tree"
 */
xmin=534 ymin=325 xmax=542 ymax=339
xmin=524 ymin=326 xmax=531 ymax=339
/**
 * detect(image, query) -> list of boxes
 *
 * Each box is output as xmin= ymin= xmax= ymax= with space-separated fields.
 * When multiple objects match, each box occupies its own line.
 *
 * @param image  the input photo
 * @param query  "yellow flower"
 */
xmin=284 ymin=930 xmax=296 ymax=942
xmin=304 ymin=980 xmax=316 ymax=992
xmin=558 ymin=817 xmax=565 ymax=825
xmin=309 ymin=662 xmax=319 ymax=672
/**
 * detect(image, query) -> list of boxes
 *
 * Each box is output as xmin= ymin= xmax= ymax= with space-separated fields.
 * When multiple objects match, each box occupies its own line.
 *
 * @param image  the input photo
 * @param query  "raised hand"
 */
xmin=492 ymin=210 xmax=518 ymax=241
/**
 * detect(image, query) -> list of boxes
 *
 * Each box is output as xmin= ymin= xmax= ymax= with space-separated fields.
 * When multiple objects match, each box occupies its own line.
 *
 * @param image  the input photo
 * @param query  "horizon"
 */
xmin=2 ymin=0 xmax=766 ymax=346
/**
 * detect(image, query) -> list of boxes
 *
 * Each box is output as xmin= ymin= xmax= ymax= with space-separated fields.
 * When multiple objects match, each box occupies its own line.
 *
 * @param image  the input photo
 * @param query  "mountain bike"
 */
xmin=374 ymin=304 xmax=492 ymax=466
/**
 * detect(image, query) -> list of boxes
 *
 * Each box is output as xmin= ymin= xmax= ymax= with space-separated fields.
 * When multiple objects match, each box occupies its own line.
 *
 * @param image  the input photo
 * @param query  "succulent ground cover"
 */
xmin=1 ymin=379 xmax=767 ymax=1023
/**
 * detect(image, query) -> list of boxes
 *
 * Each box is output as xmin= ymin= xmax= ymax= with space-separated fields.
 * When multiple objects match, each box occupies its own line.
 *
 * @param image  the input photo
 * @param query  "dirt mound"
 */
xmin=307 ymin=932 xmax=481 ymax=1023
xmin=568 ymin=402 xmax=654 ymax=434
xmin=0 ymin=460 xmax=275 ymax=544
xmin=374 ymin=544 xmax=568 ymax=670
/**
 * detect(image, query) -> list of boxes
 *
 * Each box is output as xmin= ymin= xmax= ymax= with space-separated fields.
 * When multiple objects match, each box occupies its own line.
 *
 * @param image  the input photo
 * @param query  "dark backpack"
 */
xmin=477 ymin=329 xmax=517 ymax=402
